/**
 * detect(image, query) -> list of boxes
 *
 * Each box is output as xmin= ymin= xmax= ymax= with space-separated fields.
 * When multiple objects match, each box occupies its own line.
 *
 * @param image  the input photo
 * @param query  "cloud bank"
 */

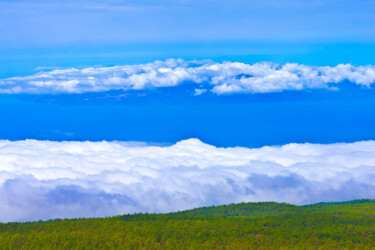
xmin=0 ymin=139 xmax=374 ymax=222
xmin=1 ymin=59 xmax=375 ymax=94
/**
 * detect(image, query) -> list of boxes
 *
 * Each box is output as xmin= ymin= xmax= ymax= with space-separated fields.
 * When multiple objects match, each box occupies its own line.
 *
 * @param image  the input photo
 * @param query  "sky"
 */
xmin=1 ymin=0 xmax=375 ymax=78
xmin=0 ymin=0 xmax=375 ymax=221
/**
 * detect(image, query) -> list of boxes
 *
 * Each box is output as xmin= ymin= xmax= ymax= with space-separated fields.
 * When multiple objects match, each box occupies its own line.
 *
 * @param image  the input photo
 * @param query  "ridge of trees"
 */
xmin=1 ymin=199 xmax=374 ymax=249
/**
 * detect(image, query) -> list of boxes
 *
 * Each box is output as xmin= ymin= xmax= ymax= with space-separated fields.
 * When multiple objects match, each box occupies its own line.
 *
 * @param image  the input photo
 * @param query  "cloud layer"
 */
xmin=0 ymin=138 xmax=374 ymax=222
xmin=1 ymin=59 xmax=375 ymax=94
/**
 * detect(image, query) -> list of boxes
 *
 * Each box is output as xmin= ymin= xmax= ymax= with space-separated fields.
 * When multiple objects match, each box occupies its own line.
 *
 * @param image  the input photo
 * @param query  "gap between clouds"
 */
xmin=1 ymin=59 xmax=375 ymax=94
xmin=0 ymin=138 xmax=374 ymax=222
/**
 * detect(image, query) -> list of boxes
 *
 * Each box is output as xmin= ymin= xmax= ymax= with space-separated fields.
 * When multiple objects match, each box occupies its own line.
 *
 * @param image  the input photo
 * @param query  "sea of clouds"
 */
xmin=1 ymin=59 xmax=375 ymax=94
xmin=0 ymin=138 xmax=374 ymax=222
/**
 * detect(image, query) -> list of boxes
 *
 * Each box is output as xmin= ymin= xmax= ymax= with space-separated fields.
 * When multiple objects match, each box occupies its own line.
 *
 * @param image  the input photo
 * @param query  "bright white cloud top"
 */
xmin=0 ymin=139 xmax=374 ymax=222
xmin=1 ymin=59 xmax=375 ymax=94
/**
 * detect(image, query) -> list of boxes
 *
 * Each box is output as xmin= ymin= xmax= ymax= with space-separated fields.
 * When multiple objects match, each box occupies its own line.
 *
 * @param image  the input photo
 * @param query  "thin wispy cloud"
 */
xmin=2 ymin=0 xmax=374 ymax=49
xmin=0 ymin=139 xmax=374 ymax=222
xmin=1 ymin=59 xmax=375 ymax=94
xmin=0 ymin=0 xmax=185 ymax=14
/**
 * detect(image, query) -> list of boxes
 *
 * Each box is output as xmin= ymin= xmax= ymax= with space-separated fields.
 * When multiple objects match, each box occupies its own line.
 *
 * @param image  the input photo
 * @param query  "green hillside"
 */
xmin=1 ymin=200 xmax=374 ymax=249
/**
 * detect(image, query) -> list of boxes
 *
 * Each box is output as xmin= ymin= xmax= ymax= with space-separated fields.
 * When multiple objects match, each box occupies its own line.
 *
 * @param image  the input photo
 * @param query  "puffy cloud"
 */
xmin=0 ymin=138 xmax=374 ymax=222
xmin=1 ymin=59 xmax=375 ymax=94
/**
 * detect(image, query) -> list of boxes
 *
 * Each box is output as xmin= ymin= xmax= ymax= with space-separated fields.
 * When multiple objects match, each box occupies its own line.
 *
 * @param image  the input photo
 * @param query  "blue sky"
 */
xmin=1 ymin=86 xmax=375 ymax=147
xmin=1 ymin=0 xmax=375 ymax=147
xmin=2 ymin=0 xmax=375 ymax=47
xmin=1 ymin=0 xmax=375 ymax=78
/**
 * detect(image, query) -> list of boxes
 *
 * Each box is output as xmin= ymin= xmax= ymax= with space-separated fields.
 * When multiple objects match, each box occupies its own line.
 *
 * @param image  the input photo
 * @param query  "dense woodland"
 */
xmin=0 ymin=199 xmax=374 ymax=249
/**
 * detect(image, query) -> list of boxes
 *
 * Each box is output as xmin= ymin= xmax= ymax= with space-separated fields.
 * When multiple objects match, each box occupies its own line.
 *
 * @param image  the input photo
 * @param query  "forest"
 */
xmin=0 ymin=199 xmax=374 ymax=249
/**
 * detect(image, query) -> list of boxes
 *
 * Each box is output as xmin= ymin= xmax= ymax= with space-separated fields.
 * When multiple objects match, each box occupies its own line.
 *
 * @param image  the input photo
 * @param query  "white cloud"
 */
xmin=0 ymin=138 xmax=374 ymax=222
xmin=194 ymin=88 xmax=207 ymax=96
xmin=1 ymin=59 xmax=375 ymax=94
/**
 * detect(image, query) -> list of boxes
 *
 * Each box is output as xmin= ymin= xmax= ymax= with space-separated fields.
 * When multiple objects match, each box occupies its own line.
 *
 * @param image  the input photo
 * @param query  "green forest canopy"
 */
xmin=1 ymin=199 xmax=374 ymax=249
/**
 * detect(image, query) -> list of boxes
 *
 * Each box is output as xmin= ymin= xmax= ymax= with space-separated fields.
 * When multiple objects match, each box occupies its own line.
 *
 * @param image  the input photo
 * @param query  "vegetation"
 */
xmin=0 ymin=199 xmax=374 ymax=249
